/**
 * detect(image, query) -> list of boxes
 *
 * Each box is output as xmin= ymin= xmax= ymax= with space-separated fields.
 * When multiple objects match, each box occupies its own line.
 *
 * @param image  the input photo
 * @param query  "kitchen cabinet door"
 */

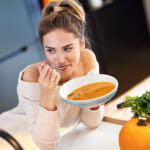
xmin=0 ymin=0 xmax=35 ymax=59
xmin=0 ymin=41 xmax=44 ymax=113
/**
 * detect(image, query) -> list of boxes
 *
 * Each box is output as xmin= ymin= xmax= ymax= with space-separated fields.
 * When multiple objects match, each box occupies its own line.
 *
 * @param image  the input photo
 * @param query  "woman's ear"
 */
xmin=80 ymin=37 xmax=85 ymax=51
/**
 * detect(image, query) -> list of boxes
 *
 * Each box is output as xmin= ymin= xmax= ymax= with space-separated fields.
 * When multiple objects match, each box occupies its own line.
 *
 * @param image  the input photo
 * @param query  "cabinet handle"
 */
xmin=21 ymin=46 xmax=28 ymax=52
xmin=0 ymin=45 xmax=28 ymax=63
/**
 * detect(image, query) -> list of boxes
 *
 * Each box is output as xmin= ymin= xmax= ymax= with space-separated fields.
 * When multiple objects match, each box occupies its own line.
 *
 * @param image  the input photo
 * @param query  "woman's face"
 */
xmin=43 ymin=29 xmax=84 ymax=81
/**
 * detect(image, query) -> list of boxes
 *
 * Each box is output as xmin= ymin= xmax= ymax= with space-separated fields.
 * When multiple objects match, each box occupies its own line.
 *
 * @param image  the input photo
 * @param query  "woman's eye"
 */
xmin=47 ymin=49 xmax=55 ymax=53
xmin=64 ymin=47 xmax=72 ymax=51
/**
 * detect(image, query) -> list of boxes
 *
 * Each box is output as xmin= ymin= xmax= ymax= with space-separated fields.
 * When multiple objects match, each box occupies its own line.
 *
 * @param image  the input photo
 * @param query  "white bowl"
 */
xmin=59 ymin=74 xmax=118 ymax=108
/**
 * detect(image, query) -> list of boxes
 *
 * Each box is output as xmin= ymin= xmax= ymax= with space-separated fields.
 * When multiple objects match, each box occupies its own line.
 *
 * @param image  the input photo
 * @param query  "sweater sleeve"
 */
xmin=28 ymin=104 xmax=60 ymax=150
xmin=80 ymin=104 xmax=104 ymax=128
xmin=17 ymin=73 xmax=60 ymax=150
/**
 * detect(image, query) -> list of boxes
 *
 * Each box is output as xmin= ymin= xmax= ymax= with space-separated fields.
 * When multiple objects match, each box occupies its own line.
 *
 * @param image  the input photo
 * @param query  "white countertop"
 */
xmin=58 ymin=121 xmax=122 ymax=150
xmin=0 ymin=107 xmax=122 ymax=150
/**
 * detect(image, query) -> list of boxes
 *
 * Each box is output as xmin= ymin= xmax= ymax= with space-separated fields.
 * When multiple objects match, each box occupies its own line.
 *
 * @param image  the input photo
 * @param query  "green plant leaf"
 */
xmin=122 ymin=91 xmax=150 ymax=119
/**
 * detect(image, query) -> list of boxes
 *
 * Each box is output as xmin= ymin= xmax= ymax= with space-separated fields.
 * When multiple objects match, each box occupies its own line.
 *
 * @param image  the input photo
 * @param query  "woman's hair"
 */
xmin=38 ymin=0 xmax=86 ymax=45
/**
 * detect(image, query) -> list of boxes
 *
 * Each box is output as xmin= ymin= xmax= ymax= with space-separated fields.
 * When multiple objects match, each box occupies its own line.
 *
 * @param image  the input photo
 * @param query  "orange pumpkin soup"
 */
xmin=67 ymin=82 xmax=115 ymax=100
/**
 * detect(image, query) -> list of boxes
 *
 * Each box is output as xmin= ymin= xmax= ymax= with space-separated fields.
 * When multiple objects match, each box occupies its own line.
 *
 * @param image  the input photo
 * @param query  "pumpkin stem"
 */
xmin=137 ymin=117 xmax=148 ymax=126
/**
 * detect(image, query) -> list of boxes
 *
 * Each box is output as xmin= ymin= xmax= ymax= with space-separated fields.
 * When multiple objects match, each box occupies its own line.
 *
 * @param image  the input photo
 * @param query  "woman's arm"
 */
xmin=19 ymin=96 xmax=60 ymax=150
xmin=30 ymin=105 xmax=60 ymax=150
xmin=38 ymin=63 xmax=60 ymax=111
xmin=18 ymin=63 xmax=61 ymax=150
xmin=80 ymin=104 xmax=104 ymax=128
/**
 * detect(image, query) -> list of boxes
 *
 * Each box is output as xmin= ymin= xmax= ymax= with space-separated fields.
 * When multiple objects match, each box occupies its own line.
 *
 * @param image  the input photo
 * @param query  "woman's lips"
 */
xmin=57 ymin=65 xmax=70 ymax=71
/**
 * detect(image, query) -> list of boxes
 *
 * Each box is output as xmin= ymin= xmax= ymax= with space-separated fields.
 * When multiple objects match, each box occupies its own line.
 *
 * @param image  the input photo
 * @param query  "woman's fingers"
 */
xmin=50 ymin=69 xmax=60 ymax=84
xmin=39 ymin=63 xmax=45 ymax=73
xmin=50 ymin=69 xmax=56 ymax=81
xmin=45 ymin=68 xmax=52 ymax=82
xmin=38 ymin=63 xmax=61 ymax=87
xmin=40 ymin=65 xmax=50 ymax=80
xmin=55 ymin=72 xmax=61 ymax=84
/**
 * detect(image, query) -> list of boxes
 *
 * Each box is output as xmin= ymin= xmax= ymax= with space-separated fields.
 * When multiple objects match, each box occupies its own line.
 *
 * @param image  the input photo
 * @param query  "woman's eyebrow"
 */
xmin=45 ymin=43 xmax=74 ymax=49
xmin=45 ymin=46 xmax=55 ymax=49
xmin=63 ymin=43 xmax=74 ymax=48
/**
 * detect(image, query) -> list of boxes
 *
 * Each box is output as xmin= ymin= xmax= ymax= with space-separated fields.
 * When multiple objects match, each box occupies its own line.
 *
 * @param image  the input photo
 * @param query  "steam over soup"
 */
xmin=67 ymin=82 xmax=115 ymax=100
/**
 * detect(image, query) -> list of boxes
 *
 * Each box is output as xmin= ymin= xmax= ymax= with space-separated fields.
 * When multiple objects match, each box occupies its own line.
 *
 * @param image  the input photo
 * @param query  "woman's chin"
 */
xmin=59 ymin=73 xmax=72 ymax=84
xmin=58 ymin=68 xmax=72 ymax=77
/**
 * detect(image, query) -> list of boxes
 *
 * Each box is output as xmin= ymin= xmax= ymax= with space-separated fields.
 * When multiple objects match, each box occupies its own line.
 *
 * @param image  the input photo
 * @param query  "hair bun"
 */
xmin=59 ymin=0 xmax=85 ymax=22
xmin=54 ymin=6 xmax=65 ymax=12
xmin=46 ymin=6 xmax=54 ymax=14
xmin=42 ymin=1 xmax=57 ymax=17
xmin=42 ymin=0 xmax=85 ymax=23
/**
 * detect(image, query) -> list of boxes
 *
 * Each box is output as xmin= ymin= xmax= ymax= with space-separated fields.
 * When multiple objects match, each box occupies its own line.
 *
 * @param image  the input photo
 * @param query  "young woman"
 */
xmin=17 ymin=0 xmax=104 ymax=149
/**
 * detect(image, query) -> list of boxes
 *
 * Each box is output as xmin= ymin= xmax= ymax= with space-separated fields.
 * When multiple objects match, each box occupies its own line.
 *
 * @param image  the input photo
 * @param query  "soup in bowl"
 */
xmin=59 ymin=74 xmax=118 ymax=108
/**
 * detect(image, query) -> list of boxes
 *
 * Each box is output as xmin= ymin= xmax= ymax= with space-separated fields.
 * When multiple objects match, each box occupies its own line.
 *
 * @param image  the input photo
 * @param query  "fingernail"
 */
xmin=46 ymin=65 xmax=49 ymax=69
xmin=40 ymin=63 xmax=45 ymax=68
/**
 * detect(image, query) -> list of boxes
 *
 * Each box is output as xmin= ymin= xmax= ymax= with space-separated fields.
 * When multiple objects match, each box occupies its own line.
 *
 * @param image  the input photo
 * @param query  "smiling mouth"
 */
xmin=49 ymin=65 xmax=70 ymax=70
xmin=57 ymin=65 xmax=70 ymax=70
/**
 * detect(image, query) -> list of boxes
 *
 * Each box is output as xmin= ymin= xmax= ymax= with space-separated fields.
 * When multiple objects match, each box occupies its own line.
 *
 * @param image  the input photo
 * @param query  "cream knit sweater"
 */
xmin=17 ymin=62 xmax=104 ymax=150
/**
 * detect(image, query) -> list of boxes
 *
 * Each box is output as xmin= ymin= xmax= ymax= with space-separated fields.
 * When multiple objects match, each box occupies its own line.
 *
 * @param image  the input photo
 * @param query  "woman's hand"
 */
xmin=90 ymin=104 xmax=104 ymax=110
xmin=38 ymin=63 xmax=60 ymax=111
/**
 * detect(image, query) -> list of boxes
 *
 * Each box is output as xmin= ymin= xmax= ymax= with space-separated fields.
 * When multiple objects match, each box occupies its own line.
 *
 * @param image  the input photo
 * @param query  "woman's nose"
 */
xmin=57 ymin=53 xmax=65 ymax=64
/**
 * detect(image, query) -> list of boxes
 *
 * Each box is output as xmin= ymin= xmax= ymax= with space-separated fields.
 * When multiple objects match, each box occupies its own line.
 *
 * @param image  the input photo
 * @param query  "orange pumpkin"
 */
xmin=119 ymin=118 xmax=150 ymax=150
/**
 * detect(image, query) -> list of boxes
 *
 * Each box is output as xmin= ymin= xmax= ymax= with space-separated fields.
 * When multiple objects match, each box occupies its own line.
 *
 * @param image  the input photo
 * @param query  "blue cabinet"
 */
xmin=0 ymin=0 xmax=34 ymax=58
xmin=0 ymin=40 xmax=45 ymax=113
xmin=0 ymin=0 xmax=45 ymax=113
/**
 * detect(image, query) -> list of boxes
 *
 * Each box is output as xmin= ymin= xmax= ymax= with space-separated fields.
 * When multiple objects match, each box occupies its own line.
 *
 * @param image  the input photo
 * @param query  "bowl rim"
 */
xmin=59 ymin=74 xmax=118 ymax=103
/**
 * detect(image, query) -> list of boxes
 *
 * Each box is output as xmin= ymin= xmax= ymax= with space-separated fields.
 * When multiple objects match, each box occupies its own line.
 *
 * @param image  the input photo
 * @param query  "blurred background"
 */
xmin=0 ymin=0 xmax=150 ymax=113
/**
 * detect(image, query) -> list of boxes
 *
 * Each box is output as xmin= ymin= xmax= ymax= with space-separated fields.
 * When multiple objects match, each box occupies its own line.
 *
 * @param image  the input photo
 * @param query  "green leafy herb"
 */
xmin=68 ymin=93 xmax=74 ymax=97
xmin=120 ymin=91 xmax=150 ymax=119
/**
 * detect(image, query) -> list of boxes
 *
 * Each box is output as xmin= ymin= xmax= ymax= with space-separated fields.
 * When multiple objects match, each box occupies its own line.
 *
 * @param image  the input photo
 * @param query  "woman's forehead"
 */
xmin=43 ymin=29 xmax=79 ymax=47
xmin=44 ymin=29 xmax=76 ymax=40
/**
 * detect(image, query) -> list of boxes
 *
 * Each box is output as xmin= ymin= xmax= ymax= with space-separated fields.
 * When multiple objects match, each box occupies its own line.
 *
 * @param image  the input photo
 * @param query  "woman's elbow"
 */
xmin=33 ymin=137 xmax=58 ymax=150
xmin=32 ymin=132 xmax=59 ymax=150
